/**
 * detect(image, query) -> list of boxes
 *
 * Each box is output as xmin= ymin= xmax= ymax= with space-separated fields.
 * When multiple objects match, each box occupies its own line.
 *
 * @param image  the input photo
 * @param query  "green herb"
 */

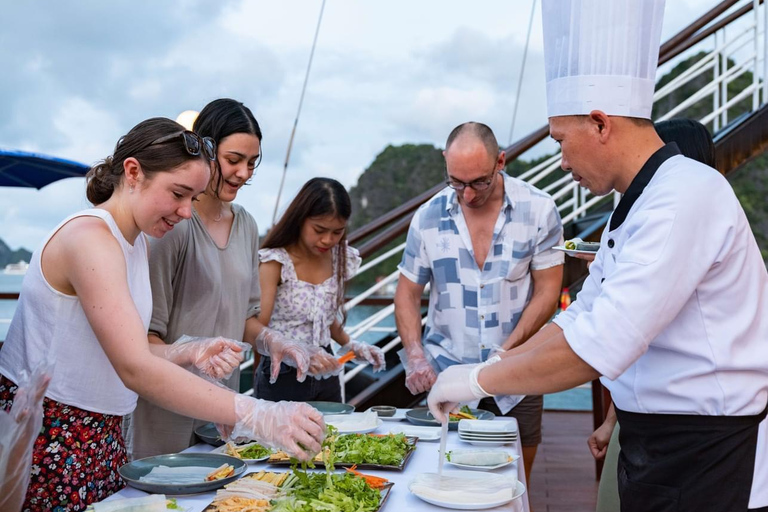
xmin=237 ymin=443 xmax=271 ymax=459
xmin=445 ymin=450 xmax=452 ymax=462
xmin=271 ymin=472 xmax=381 ymax=512
xmin=333 ymin=433 xmax=410 ymax=466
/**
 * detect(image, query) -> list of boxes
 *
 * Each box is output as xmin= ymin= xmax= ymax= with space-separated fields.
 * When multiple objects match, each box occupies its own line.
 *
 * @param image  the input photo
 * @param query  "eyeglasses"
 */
xmin=146 ymin=130 xmax=217 ymax=161
xmin=445 ymin=166 xmax=499 ymax=191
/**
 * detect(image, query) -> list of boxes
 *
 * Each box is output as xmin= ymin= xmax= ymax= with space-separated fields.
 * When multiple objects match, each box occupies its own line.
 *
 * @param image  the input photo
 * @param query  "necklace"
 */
xmin=213 ymin=208 xmax=224 ymax=222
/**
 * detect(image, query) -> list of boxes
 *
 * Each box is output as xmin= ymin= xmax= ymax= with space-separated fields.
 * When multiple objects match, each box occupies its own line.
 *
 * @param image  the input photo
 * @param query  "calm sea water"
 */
xmin=0 ymin=273 xmax=590 ymax=410
xmin=0 ymin=273 xmax=24 ymax=341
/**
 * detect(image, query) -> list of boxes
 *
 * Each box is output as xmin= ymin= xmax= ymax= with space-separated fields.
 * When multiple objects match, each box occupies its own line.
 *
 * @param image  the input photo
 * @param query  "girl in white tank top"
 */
xmin=0 ymin=117 xmax=327 ymax=511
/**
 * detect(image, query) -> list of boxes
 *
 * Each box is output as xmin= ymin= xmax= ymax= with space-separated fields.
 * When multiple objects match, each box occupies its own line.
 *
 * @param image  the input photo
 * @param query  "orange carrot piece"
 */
xmin=337 ymin=352 xmax=356 ymax=364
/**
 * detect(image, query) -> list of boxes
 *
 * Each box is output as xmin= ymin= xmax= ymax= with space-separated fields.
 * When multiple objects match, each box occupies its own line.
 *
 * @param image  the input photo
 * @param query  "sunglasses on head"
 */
xmin=146 ymin=130 xmax=217 ymax=161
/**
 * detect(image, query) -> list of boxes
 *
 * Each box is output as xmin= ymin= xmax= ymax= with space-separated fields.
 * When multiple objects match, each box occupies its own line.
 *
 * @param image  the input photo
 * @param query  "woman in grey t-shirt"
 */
xmin=125 ymin=99 xmax=265 ymax=459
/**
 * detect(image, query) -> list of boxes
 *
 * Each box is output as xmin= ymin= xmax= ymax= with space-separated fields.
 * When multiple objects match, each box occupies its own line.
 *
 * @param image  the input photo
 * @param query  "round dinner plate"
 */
xmin=367 ymin=407 xmax=409 ymax=421
xmin=460 ymin=437 xmax=515 ymax=446
xmin=553 ymin=245 xmax=599 ymax=257
xmin=409 ymin=471 xmax=526 ymax=510
xmin=445 ymin=454 xmax=520 ymax=471
xmin=211 ymin=441 xmax=273 ymax=463
xmin=194 ymin=422 xmax=224 ymax=447
xmin=325 ymin=414 xmax=383 ymax=434
xmin=306 ymin=401 xmax=355 ymax=415
xmin=119 ymin=453 xmax=246 ymax=495
xmin=406 ymin=408 xmax=495 ymax=430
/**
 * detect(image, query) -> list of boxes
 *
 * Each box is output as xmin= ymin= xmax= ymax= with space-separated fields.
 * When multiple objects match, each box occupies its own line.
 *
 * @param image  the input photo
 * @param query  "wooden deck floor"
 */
xmin=528 ymin=411 xmax=599 ymax=512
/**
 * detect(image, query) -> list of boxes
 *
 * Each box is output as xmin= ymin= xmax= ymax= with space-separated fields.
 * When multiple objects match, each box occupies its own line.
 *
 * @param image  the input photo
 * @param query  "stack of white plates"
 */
xmin=458 ymin=419 xmax=518 ymax=446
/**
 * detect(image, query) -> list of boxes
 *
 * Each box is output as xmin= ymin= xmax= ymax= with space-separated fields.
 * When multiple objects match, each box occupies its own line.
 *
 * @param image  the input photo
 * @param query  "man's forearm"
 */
xmin=501 ymin=291 xmax=559 ymax=350
xmin=394 ymin=296 xmax=425 ymax=355
xmin=480 ymin=333 xmax=600 ymax=396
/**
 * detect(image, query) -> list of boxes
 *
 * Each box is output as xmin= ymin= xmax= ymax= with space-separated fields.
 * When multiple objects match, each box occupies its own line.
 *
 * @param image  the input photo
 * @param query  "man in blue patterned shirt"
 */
xmin=394 ymin=122 xmax=564 ymax=480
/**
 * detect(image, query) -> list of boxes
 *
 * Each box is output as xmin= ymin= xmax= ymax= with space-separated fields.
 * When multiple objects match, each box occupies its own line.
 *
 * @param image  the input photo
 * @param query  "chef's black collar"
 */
xmin=609 ymin=142 xmax=682 ymax=231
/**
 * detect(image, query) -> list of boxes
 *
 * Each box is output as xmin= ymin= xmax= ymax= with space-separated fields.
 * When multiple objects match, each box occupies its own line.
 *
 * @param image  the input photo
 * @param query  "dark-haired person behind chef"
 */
xmin=427 ymin=1 xmax=768 ymax=511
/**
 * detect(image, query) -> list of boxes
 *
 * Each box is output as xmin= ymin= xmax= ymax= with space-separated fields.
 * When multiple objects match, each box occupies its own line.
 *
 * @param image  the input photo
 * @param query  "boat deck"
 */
xmin=529 ymin=411 xmax=599 ymax=512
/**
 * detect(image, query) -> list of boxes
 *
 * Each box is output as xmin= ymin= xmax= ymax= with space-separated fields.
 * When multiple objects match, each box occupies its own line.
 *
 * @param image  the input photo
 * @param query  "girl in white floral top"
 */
xmin=255 ymin=178 xmax=385 ymax=402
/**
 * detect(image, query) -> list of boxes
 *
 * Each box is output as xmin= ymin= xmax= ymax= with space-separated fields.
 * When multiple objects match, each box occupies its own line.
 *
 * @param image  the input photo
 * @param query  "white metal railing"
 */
xmin=328 ymin=0 xmax=768 ymax=394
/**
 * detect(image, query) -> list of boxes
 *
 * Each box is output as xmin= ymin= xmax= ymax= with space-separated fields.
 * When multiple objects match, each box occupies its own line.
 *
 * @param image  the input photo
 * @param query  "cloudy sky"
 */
xmin=0 ymin=0 xmax=719 ymax=251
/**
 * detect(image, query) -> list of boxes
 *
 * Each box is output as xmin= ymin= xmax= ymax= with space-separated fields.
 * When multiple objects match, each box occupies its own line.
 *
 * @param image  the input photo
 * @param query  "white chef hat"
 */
xmin=542 ymin=0 xmax=666 ymax=119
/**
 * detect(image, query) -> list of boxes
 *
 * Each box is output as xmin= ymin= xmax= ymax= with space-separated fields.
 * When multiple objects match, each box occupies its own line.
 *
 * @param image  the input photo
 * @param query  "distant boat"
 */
xmin=3 ymin=261 xmax=29 ymax=275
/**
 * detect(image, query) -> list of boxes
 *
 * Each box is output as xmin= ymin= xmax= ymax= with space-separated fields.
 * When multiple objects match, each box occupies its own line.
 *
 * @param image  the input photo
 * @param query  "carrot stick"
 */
xmin=337 ymin=351 xmax=355 ymax=364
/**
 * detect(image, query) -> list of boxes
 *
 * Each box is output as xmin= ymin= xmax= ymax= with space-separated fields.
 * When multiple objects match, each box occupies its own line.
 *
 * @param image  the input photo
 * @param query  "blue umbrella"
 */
xmin=0 ymin=149 xmax=89 ymax=189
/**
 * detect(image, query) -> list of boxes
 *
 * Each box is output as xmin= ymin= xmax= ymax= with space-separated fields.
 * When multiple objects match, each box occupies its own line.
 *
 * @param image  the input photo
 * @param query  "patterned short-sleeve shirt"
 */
xmin=398 ymin=172 xmax=564 ymax=411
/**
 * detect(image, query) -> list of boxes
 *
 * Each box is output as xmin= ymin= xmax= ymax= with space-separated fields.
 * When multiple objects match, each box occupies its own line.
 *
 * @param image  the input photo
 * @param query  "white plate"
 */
xmin=553 ymin=245 xmax=599 ymax=257
xmin=368 ymin=408 xmax=409 ymax=421
xmin=211 ymin=441 xmax=272 ymax=463
xmin=444 ymin=453 xmax=519 ymax=471
xmin=460 ymin=438 xmax=515 ymax=446
xmin=409 ymin=472 xmax=526 ymax=510
xmin=458 ymin=419 xmax=517 ymax=434
xmin=387 ymin=425 xmax=442 ymax=441
xmin=458 ymin=430 xmax=518 ymax=438
xmin=325 ymin=413 xmax=383 ymax=434
xmin=459 ymin=432 xmax=517 ymax=440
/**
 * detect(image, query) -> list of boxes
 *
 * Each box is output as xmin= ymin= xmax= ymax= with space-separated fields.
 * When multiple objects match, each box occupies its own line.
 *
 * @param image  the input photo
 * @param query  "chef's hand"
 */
xmin=254 ymin=328 xmax=312 ymax=384
xmin=588 ymin=409 xmax=617 ymax=460
xmin=306 ymin=346 xmax=342 ymax=379
xmin=427 ymin=355 xmax=500 ymax=423
xmin=401 ymin=349 xmax=438 ymax=395
xmin=570 ymin=252 xmax=595 ymax=269
xmin=230 ymin=395 xmax=325 ymax=461
xmin=338 ymin=340 xmax=386 ymax=372
xmin=169 ymin=336 xmax=247 ymax=380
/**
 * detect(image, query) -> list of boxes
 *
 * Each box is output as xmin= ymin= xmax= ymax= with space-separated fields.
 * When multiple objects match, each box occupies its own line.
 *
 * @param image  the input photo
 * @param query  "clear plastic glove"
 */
xmin=398 ymin=348 xmax=438 ymax=395
xmin=305 ymin=345 xmax=343 ymax=380
xmin=338 ymin=340 xmax=386 ymax=372
xmin=169 ymin=335 xmax=248 ymax=381
xmin=0 ymin=361 xmax=52 ymax=512
xmin=230 ymin=395 xmax=325 ymax=461
xmin=427 ymin=356 xmax=500 ymax=424
xmin=254 ymin=328 xmax=312 ymax=384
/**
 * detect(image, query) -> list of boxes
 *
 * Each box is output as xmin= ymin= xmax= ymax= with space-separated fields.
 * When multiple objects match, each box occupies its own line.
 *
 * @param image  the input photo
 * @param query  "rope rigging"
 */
xmin=272 ymin=0 xmax=327 ymax=225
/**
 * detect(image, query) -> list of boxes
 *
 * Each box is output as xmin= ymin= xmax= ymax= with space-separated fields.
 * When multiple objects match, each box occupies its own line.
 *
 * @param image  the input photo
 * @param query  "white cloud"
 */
xmin=0 ymin=0 xmax=726 ymax=250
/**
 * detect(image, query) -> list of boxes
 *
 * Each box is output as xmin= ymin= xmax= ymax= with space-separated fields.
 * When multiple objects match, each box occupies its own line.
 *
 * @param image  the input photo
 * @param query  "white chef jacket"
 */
xmin=553 ymin=147 xmax=768 ymax=506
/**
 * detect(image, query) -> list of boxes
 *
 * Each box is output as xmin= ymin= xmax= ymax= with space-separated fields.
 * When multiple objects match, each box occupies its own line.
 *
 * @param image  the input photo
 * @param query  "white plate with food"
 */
xmin=444 ymin=449 xmax=519 ymax=471
xmin=553 ymin=245 xmax=600 ymax=257
xmin=409 ymin=470 xmax=525 ymax=510
xmin=212 ymin=441 xmax=273 ymax=463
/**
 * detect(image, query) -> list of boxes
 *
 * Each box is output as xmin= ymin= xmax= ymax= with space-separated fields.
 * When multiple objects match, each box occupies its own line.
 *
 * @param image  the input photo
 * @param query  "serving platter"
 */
xmin=553 ymin=245 xmax=599 ymax=257
xmin=119 ymin=453 xmax=246 ymax=495
xmin=211 ymin=441 xmax=273 ymax=463
xmin=203 ymin=471 xmax=395 ymax=512
xmin=267 ymin=434 xmax=418 ymax=471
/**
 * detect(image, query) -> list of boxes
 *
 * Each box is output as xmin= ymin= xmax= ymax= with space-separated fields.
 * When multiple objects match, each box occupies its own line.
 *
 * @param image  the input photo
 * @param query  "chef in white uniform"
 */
xmin=426 ymin=1 xmax=768 ymax=511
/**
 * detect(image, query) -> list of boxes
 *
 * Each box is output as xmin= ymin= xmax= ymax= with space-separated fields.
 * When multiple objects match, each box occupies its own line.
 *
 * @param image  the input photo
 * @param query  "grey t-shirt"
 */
xmin=123 ymin=203 xmax=260 ymax=460
xmin=149 ymin=203 xmax=260 ymax=343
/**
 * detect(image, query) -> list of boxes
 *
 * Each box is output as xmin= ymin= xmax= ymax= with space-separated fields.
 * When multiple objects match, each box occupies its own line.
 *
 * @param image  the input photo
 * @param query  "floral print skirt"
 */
xmin=0 ymin=374 xmax=127 ymax=512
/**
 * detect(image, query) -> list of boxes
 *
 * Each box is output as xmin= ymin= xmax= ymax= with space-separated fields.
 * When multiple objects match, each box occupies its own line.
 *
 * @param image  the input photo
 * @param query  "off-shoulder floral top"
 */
xmin=258 ymin=244 xmax=361 ymax=347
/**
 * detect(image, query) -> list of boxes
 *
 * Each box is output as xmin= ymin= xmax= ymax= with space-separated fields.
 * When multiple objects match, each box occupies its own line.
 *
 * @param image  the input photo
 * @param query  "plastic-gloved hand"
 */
xmin=305 ymin=345 xmax=343 ymax=380
xmin=427 ymin=355 xmax=500 ymax=424
xmin=399 ymin=348 xmax=438 ymax=395
xmin=230 ymin=395 xmax=325 ymax=461
xmin=168 ymin=335 xmax=248 ymax=381
xmin=0 ymin=362 xmax=52 ymax=512
xmin=337 ymin=340 xmax=386 ymax=372
xmin=254 ymin=328 xmax=313 ymax=384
